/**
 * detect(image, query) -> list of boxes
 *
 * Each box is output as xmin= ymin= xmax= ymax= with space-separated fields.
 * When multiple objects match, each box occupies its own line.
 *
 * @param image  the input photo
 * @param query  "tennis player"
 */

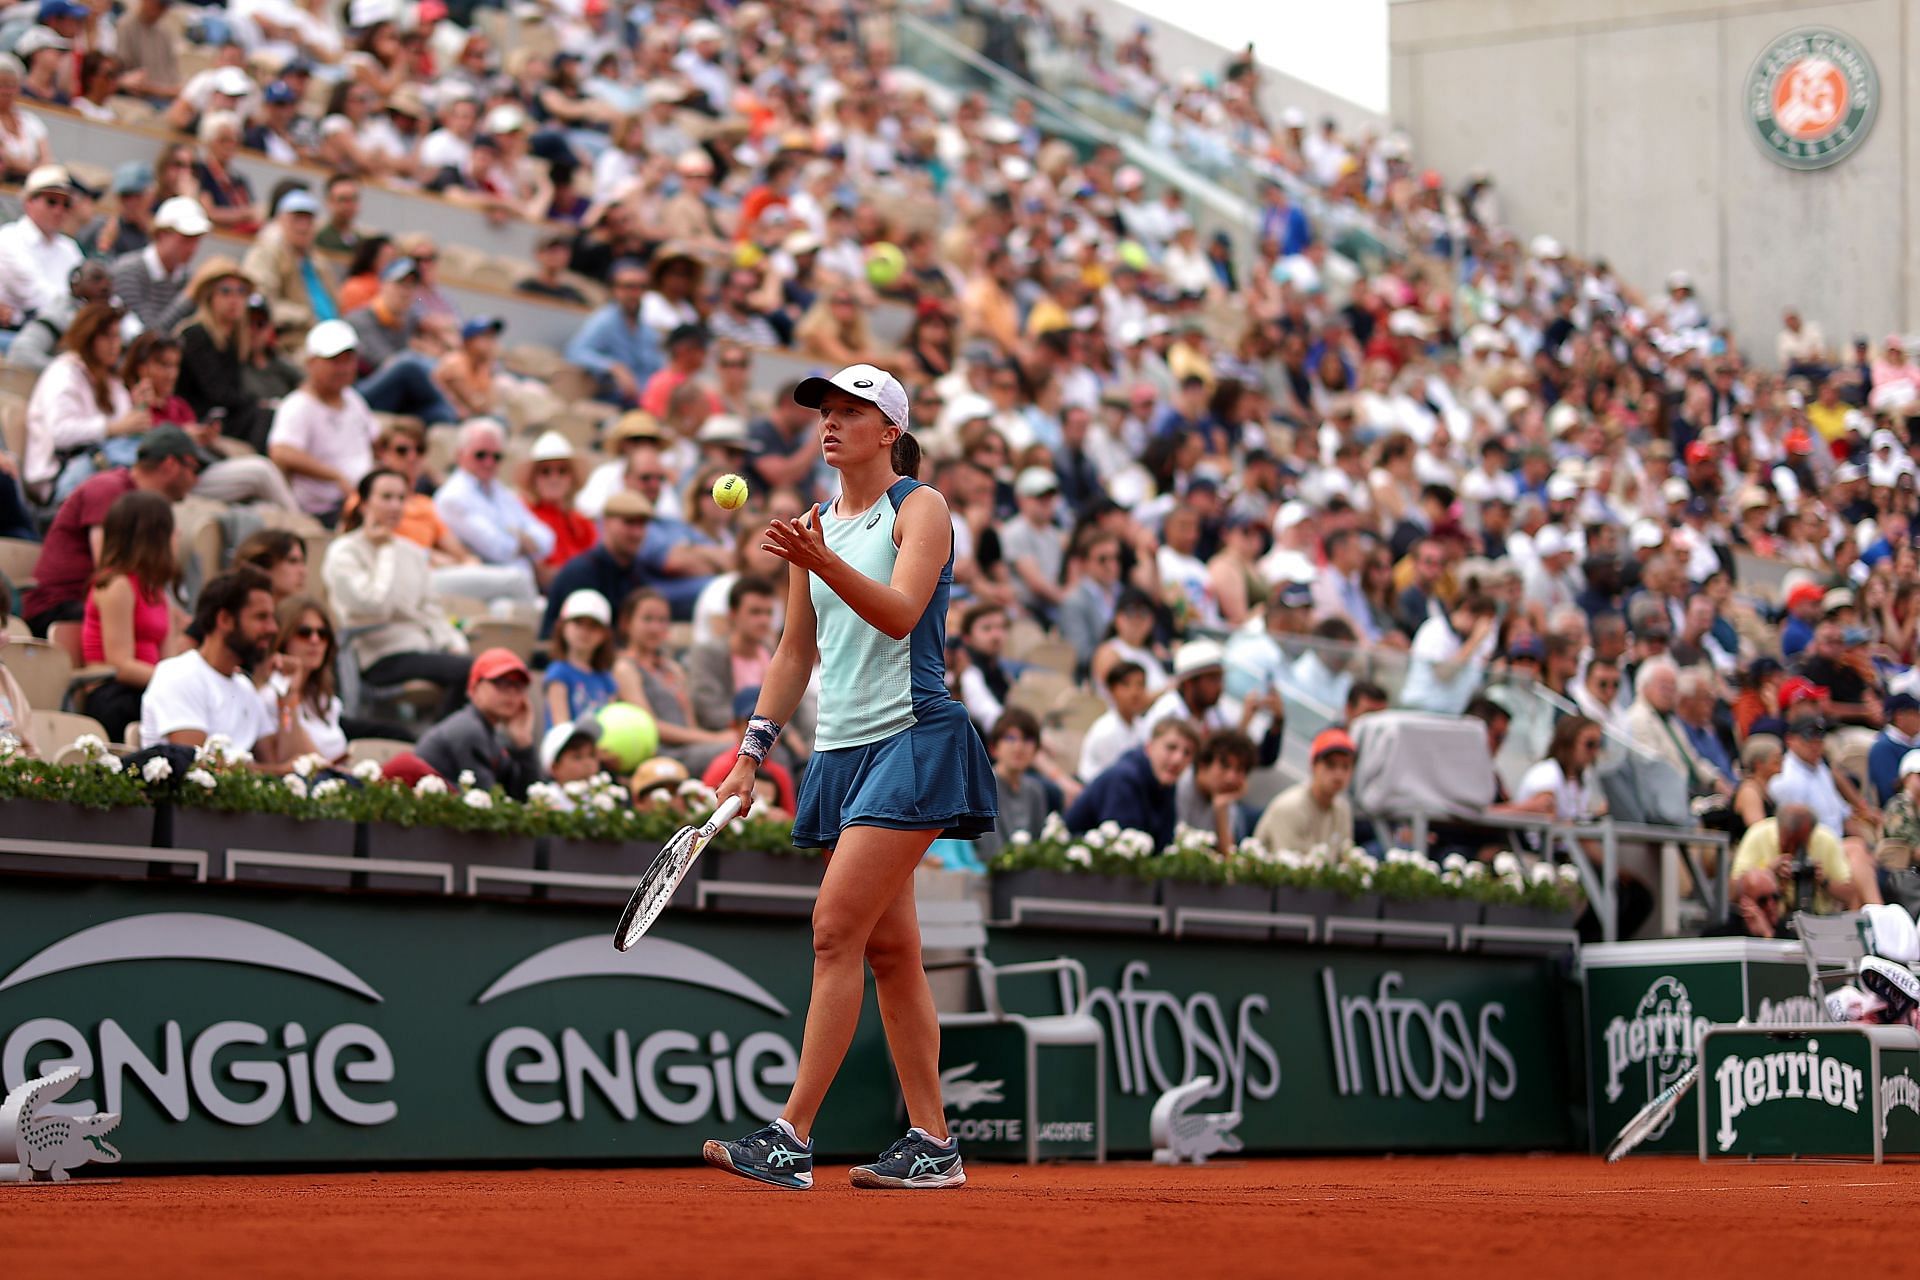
xmin=702 ymin=364 xmax=995 ymax=1190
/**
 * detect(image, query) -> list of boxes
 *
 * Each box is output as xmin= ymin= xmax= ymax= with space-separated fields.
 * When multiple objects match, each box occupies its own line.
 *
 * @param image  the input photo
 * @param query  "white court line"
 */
xmin=1254 ymin=1181 xmax=1910 ymax=1200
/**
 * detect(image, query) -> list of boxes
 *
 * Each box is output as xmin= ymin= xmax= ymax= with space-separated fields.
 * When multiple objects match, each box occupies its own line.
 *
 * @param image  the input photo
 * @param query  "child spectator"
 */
xmin=544 ymin=589 xmax=618 ymax=726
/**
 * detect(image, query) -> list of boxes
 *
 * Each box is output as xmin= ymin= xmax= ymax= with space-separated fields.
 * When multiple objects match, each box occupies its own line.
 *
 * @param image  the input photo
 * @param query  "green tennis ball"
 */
xmin=1118 ymin=240 xmax=1150 ymax=272
xmin=595 ymin=702 xmax=659 ymax=772
xmin=866 ymin=241 xmax=906 ymax=288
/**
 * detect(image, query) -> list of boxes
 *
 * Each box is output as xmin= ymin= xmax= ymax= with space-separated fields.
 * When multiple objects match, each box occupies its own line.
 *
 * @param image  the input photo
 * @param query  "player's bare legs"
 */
xmin=862 ymin=873 xmax=947 ymax=1138
xmin=781 ymin=825 xmax=939 ymax=1140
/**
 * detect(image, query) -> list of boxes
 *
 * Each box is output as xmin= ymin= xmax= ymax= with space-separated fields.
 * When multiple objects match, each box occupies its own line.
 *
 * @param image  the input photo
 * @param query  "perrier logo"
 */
xmin=1746 ymin=27 xmax=1878 ymax=171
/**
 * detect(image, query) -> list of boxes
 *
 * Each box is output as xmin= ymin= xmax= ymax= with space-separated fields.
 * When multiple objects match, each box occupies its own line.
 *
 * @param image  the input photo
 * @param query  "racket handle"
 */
xmin=700 ymin=794 xmax=744 ymax=838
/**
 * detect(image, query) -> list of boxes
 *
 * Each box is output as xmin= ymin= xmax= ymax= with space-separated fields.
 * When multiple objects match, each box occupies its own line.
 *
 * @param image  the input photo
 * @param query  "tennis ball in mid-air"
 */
xmin=1117 ymin=240 xmax=1150 ymax=272
xmin=596 ymin=702 xmax=659 ymax=772
xmin=712 ymin=473 xmax=750 ymax=510
xmin=866 ymin=241 xmax=906 ymax=288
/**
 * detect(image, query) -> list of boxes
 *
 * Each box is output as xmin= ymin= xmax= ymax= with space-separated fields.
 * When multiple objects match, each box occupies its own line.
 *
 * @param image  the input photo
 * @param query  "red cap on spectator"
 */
xmin=1785 ymin=582 xmax=1825 ymax=611
xmin=468 ymin=647 xmax=531 ymax=692
xmin=380 ymin=752 xmax=440 ymax=787
xmin=1784 ymin=428 xmax=1814 ymax=454
xmin=1684 ymin=440 xmax=1713 ymax=464
xmin=1778 ymin=676 xmax=1830 ymax=710
xmin=1311 ymin=728 xmax=1357 ymax=763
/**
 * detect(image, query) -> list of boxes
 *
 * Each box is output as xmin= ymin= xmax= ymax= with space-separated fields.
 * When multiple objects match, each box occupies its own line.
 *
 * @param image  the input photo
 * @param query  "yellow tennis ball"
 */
xmin=712 ymin=473 xmax=750 ymax=510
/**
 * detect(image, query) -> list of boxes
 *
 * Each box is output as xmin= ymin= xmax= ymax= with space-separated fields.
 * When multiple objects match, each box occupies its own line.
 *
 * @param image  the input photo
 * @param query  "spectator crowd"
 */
xmin=0 ymin=0 xmax=1914 ymax=941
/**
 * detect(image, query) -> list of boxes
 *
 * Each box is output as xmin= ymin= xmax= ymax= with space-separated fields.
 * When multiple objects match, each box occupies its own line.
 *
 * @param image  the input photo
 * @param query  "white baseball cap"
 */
xmin=559 ymin=588 xmax=612 ymax=627
xmin=528 ymin=430 xmax=576 ymax=463
xmin=1629 ymin=517 xmax=1666 ymax=550
xmin=794 ymin=364 xmax=909 ymax=429
xmin=305 ymin=319 xmax=359 ymax=359
xmin=1014 ymin=466 xmax=1059 ymax=498
xmin=1545 ymin=474 xmax=1580 ymax=502
xmin=539 ymin=720 xmax=600 ymax=774
xmin=1172 ymin=639 xmax=1226 ymax=681
xmin=1273 ymin=499 xmax=1311 ymax=534
xmin=1661 ymin=477 xmax=1691 ymax=504
xmin=153 ymin=195 xmax=212 ymax=236
xmin=1533 ymin=524 xmax=1571 ymax=558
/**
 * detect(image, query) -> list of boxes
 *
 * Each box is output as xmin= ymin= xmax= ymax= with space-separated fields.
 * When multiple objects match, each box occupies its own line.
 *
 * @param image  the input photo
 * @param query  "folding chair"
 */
xmin=1794 ymin=911 xmax=1870 ymax=1003
xmin=923 ymin=896 xmax=1106 ymax=1163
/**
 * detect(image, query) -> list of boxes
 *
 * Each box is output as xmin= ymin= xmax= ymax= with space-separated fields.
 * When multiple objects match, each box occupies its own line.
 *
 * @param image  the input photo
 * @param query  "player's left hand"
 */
xmin=762 ymin=513 xmax=835 ymax=574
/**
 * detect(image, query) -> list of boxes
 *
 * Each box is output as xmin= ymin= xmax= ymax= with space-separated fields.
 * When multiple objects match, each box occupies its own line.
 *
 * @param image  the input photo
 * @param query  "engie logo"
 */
xmin=1603 ymin=975 xmax=1708 ymax=1107
xmin=477 ymin=936 xmax=799 ymax=1128
xmin=0 ymin=913 xmax=395 ymax=1127
xmin=1715 ymin=1038 xmax=1864 ymax=1151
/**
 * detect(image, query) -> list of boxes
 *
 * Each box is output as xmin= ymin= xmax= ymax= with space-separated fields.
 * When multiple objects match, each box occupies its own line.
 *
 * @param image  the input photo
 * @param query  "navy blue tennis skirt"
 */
xmin=790 ymin=697 xmax=997 ymax=849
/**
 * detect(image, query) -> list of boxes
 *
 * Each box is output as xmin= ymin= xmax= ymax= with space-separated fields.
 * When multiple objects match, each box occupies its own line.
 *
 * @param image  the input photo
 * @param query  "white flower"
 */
xmin=196 ymin=733 xmax=242 ymax=766
xmin=311 ymin=778 xmax=345 ymax=800
xmin=463 ymin=788 xmax=493 ymax=810
xmin=185 ymin=768 xmax=217 ymax=790
xmin=591 ymin=792 xmax=617 ymax=812
xmin=1097 ymin=820 xmax=1122 ymax=839
xmin=291 ymin=754 xmax=325 ymax=779
xmin=1009 ymin=830 xmax=1031 ymax=846
xmin=1442 ymin=853 xmax=1468 ymax=873
xmin=563 ymin=780 xmax=590 ymax=798
xmin=526 ymin=782 xmax=565 ymax=808
xmin=1278 ymin=849 xmax=1305 ymax=870
xmin=141 ymin=756 xmax=173 ymax=783
xmin=1442 ymin=869 xmax=1464 ymax=887
xmin=283 ymin=774 xmax=308 ymax=799
xmin=352 ymin=759 xmax=384 ymax=782
xmin=1040 ymin=812 xmax=1069 ymax=842
xmin=94 ymin=752 xmax=122 ymax=772
xmin=414 ymin=775 xmax=449 ymax=796
xmin=457 ymin=770 xmax=477 ymax=789
xmin=1528 ymin=862 xmax=1555 ymax=885
xmin=1558 ymin=863 xmax=1580 ymax=884
xmin=1065 ymin=844 xmax=1093 ymax=867
xmin=72 ymin=733 xmax=108 ymax=759
xmin=1464 ymin=861 xmax=1489 ymax=879
xmin=1492 ymin=851 xmax=1522 ymax=878
xmin=1084 ymin=827 xmax=1108 ymax=850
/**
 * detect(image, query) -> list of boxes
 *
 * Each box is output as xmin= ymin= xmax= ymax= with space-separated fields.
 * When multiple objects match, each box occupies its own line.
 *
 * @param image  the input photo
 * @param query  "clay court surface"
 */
xmin=9 ymin=1155 xmax=1912 ymax=1278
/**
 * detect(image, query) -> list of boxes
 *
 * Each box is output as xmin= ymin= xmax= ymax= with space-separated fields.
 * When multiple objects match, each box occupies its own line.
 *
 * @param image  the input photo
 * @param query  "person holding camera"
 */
xmin=1730 ymin=802 xmax=1874 ymax=916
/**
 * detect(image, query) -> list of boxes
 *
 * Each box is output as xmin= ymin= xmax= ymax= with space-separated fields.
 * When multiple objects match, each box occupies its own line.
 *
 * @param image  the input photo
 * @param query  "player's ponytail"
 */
xmin=891 ymin=428 xmax=922 ymax=479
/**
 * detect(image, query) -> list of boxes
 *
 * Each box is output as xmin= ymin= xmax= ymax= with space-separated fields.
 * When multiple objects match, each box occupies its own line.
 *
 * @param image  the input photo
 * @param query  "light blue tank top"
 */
xmin=810 ymin=477 xmax=954 ymax=751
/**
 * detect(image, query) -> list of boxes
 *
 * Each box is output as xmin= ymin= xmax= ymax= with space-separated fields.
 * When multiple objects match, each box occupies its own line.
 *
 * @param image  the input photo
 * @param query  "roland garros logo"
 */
xmin=1746 ymin=27 xmax=1878 ymax=171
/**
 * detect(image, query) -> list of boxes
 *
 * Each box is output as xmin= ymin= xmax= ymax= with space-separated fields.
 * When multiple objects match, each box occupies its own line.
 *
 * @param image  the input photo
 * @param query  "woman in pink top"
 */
xmin=81 ymin=490 xmax=183 ymax=742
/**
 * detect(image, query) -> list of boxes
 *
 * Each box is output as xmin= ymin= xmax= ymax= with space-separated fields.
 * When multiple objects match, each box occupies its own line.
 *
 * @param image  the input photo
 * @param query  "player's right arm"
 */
xmin=714 ymin=539 xmax=819 ymax=817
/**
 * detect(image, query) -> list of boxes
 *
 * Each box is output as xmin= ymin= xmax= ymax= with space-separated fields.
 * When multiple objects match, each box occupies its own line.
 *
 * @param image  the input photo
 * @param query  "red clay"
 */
xmin=8 ymin=1156 xmax=1914 ymax=1279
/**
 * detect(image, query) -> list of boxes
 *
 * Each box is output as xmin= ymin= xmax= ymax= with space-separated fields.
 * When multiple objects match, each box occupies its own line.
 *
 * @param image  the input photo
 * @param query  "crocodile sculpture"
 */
xmin=0 ymin=1066 xmax=122 ymax=1181
xmin=1150 ymin=1074 xmax=1244 ymax=1165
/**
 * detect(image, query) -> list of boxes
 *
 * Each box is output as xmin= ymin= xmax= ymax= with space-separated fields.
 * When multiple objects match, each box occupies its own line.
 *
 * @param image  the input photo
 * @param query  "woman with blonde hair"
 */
xmin=0 ymin=54 xmax=52 ymax=180
xmin=23 ymin=301 xmax=149 ymax=504
xmin=192 ymin=110 xmax=257 ymax=233
xmin=794 ymin=277 xmax=880 ymax=366
xmin=177 ymin=257 xmax=273 ymax=448
xmin=520 ymin=431 xmax=596 ymax=588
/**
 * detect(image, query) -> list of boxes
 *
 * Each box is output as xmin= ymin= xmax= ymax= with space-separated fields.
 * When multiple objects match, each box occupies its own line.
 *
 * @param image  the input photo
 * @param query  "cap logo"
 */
xmin=852 ymin=379 xmax=874 ymax=389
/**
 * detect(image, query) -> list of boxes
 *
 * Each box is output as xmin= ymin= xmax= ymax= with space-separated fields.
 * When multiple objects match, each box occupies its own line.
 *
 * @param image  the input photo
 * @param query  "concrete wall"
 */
xmin=1390 ymin=0 xmax=1920 ymax=357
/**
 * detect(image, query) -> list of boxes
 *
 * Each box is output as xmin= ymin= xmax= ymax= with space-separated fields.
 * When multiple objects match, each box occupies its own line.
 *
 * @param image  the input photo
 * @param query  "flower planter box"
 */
xmin=363 ymin=822 xmax=539 ymax=896
xmin=1158 ymin=879 xmax=1275 ymax=941
xmin=1378 ymin=896 xmax=1483 ymax=949
xmin=0 ymin=799 xmax=156 ymax=878
xmin=990 ymin=868 xmax=1165 ymax=934
xmin=1269 ymin=887 xmax=1353 ymax=942
xmin=1477 ymin=903 xmax=1582 ymax=953
xmin=159 ymin=806 xmax=359 ymax=884
xmin=541 ymin=837 xmax=697 ymax=912
xmin=699 ymin=846 xmax=822 ymax=917
xmin=1317 ymin=891 xmax=1386 ymax=947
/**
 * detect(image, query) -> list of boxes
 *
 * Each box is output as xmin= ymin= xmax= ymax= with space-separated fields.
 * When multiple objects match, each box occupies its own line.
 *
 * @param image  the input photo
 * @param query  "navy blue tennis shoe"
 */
xmin=849 ymin=1128 xmax=966 ymax=1189
xmin=703 ymin=1122 xmax=814 ymax=1190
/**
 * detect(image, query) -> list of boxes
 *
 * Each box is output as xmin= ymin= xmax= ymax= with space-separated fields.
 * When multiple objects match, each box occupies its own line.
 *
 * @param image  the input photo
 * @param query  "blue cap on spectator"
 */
xmin=276 ymin=188 xmax=320 ymax=216
xmin=1887 ymin=692 xmax=1920 ymax=716
xmin=1507 ymin=637 xmax=1545 ymax=662
xmin=37 ymin=0 xmax=87 ymax=22
xmin=732 ymin=686 xmax=761 ymax=723
xmin=1277 ymin=581 xmax=1313 ymax=609
xmin=112 ymin=160 xmax=152 ymax=194
xmin=281 ymin=56 xmax=315 ymax=76
xmin=460 ymin=316 xmax=503 ymax=342
xmin=381 ymin=256 xmax=421 ymax=283
xmin=263 ymin=79 xmax=298 ymax=105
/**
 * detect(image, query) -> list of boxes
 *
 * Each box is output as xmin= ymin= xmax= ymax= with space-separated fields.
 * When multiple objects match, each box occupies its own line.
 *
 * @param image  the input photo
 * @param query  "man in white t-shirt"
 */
xmin=1401 ymin=594 xmax=1498 ymax=715
xmin=267 ymin=319 xmax=379 ymax=520
xmin=140 ymin=566 xmax=284 ymax=760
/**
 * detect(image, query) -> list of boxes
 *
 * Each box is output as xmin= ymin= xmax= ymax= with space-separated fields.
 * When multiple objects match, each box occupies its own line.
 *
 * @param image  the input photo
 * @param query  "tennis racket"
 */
xmin=1602 ymin=1064 xmax=1699 ymax=1163
xmin=612 ymin=795 xmax=743 ymax=952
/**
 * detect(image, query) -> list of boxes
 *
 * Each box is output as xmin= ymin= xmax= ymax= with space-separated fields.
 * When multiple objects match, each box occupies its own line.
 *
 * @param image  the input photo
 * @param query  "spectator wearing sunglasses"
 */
xmin=261 ymin=595 xmax=348 ymax=765
xmin=432 ymin=417 xmax=549 ymax=598
xmin=0 ymin=165 xmax=84 ymax=331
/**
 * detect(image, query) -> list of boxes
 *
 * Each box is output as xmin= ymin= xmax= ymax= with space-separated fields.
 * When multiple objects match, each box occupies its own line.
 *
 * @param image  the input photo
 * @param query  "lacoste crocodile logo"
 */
xmin=1150 ymin=1075 xmax=1243 ymax=1165
xmin=940 ymin=1062 xmax=1006 ymax=1113
xmin=0 ymin=1066 xmax=121 ymax=1181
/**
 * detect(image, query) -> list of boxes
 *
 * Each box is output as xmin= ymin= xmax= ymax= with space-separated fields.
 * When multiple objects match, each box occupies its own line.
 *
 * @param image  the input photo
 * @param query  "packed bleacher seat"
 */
xmin=0 ymin=0 xmax=1913 ymax=940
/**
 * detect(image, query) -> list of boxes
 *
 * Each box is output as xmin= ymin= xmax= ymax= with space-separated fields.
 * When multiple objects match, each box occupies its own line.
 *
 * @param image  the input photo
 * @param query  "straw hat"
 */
xmin=186 ymin=255 xmax=253 ymax=307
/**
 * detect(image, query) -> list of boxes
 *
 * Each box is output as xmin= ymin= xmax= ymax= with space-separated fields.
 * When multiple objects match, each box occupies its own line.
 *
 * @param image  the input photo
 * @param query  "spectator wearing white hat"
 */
xmin=543 ymin=588 xmax=618 ymax=726
xmin=1523 ymin=523 xmax=1579 ymax=613
xmin=1880 ymin=749 xmax=1920 ymax=868
xmin=0 ymin=164 xmax=81 ymax=327
xmin=1145 ymin=638 xmax=1284 ymax=768
xmin=108 ymin=196 xmax=211 ymax=333
xmin=266 ymin=319 xmax=378 ymax=521
xmin=1001 ymin=467 xmax=1067 ymax=623
xmin=672 ymin=18 xmax=732 ymax=112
